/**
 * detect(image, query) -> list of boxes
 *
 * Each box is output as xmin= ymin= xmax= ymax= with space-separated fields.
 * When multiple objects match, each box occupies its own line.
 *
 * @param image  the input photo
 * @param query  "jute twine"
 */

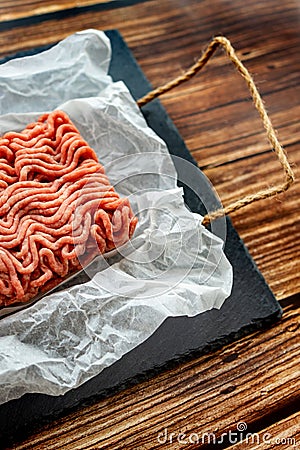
xmin=137 ymin=36 xmax=295 ymax=226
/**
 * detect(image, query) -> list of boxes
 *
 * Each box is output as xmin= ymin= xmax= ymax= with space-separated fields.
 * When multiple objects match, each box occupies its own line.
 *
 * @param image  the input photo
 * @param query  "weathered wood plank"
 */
xmin=205 ymin=150 xmax=300 ymax=299
xmin=0 ymin=0 xmax=113 ymax=22
xmin=11 ymin=301 xmax=300 ymax=449
xmin=171 ymin=84 xmax=300 ymax=168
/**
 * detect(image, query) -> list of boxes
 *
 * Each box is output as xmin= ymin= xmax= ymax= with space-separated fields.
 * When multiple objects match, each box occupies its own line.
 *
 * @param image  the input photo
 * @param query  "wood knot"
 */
xmin=287 ymin=322 xmax=299 ymax=332
xmin=222 ymin=353 xmax=238 ymax=363
xmin=220 ymin=385 xmax=236 ymax=395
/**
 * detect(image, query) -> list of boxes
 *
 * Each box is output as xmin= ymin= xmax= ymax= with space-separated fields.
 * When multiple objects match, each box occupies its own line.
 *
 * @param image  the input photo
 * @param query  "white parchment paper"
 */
xmin=0 ymin=30 xmax=232 ymax=405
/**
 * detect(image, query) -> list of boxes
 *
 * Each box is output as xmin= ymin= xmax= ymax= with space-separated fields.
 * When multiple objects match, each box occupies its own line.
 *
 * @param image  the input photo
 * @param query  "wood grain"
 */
xmin=0 ymin=0 xmax=299 ymax=299
xmin=10 ymin=300 xmax=300 ymax=449
xmin=205 ymin=151 xmax=300 ymax=299
xmin=0 ymin=0 xmax=115 ymax=22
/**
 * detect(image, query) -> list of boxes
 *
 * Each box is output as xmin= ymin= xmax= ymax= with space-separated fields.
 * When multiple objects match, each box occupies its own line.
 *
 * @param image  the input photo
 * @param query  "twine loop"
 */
xmin=137 ymin=36 xmax=295 ymax=226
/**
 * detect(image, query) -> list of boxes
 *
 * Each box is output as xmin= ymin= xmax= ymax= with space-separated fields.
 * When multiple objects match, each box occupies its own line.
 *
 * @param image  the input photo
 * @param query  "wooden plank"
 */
xmin=230 ymin=411 xmax=300 ymax=449
xmin=10 ymin=300 xmax=300 ymax=449
xmin=204 ymin=150 xmax=300 ymax=299
xmin=0 ymin=0 xmax=114 ymax=22
xmin=170 ymin=84 xmax=300 ymax=169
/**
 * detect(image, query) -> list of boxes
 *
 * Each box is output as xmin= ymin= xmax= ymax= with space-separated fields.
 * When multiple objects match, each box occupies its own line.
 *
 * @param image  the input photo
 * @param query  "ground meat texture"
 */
xmin=0 ymin=110 xmax=138 ymax=307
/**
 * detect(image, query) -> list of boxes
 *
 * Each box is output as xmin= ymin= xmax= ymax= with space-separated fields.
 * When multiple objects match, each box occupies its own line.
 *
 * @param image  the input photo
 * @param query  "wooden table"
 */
xmin=1 ymin=1 xmax=299 ymax=448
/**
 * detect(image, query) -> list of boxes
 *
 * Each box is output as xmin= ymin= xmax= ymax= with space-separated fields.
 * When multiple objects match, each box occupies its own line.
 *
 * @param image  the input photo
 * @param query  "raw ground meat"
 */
xmin=0 ymin=110 xmax=138 ymax=307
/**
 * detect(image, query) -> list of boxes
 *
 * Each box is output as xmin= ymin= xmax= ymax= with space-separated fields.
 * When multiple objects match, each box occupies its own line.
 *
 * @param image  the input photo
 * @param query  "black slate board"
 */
xmin=0 ymin=30 xmax=282 ymax=448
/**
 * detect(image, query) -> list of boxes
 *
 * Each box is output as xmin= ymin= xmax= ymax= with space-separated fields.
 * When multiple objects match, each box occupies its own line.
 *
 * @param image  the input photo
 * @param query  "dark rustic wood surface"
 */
xmin=0 ymin=0 xmax=111 ymax=21
xmin=0 ymin=0 xmax=299 ymax=448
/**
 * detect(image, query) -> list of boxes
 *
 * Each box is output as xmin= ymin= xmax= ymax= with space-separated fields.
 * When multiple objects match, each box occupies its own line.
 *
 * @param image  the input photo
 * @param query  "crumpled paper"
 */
xmin=0 ymin=30 xmax=233 ymax=405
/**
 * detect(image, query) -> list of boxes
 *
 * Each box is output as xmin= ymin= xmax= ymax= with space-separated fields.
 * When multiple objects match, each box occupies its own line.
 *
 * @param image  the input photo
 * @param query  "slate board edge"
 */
xmin=0 ymin=30 xmax=282 ymax=448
